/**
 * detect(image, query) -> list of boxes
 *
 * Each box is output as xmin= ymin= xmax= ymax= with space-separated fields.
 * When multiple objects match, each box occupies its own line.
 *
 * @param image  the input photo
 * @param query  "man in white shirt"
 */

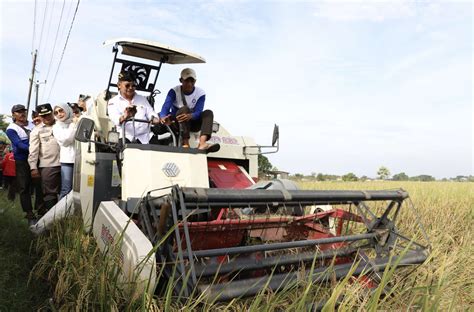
xmin=108 ymin=71 xmax=160 ymax=144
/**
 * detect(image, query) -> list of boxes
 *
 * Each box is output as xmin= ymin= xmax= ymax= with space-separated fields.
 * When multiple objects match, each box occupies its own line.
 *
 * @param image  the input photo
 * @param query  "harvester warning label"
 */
xmin=111 ymin=160 xmax=121 ymax=187
xmin=87 ymin=175 xmax=94 ymax=187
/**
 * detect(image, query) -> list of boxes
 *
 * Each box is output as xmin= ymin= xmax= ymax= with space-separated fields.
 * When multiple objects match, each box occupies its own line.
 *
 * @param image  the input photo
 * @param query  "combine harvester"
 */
xmin=67 ymin=38 xmax=429 ymax=301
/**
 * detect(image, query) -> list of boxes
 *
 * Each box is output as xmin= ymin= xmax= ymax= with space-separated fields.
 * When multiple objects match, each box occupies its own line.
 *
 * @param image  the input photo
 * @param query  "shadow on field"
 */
xmin=0 ymin=194 xmax=50 ymax=311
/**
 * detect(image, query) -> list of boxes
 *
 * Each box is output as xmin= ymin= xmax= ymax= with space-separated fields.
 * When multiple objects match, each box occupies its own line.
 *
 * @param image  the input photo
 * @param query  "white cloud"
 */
xmin=1 ymin=0 xmax=471 ymax=178
xmin=312 ymin=0 xmax=415 ymax=22
xmin=382 ymin=47 xmax=441 ymax=81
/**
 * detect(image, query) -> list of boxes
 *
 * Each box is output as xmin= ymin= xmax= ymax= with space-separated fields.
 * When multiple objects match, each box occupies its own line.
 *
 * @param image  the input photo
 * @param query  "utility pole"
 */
xmin=26 ymin=50 xmax=38 ymax=114
xmin=34 ymin=80 xmax=47 ymax=109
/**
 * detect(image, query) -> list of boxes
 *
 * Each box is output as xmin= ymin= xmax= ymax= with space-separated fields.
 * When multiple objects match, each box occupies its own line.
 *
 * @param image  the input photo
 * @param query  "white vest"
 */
xmin=172 ymin=86 xmax=205 ymax=110
xmin=7 ymin=123 xmax=29 ymax=140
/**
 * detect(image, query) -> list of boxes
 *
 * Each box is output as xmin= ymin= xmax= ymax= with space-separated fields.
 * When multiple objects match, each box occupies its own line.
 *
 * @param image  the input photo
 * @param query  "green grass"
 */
xmin=4 ymin=181 xmax=474 ymax=310
xmin=298 ymin=181 xmax=474 ymax=310
xmin=0 ymin=192 xmax=50 ymax=311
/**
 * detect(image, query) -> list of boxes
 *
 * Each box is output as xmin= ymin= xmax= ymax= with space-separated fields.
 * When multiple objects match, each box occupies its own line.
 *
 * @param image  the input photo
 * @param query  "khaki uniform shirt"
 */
xmin=28 ymin=123 xmax=60 ymax=170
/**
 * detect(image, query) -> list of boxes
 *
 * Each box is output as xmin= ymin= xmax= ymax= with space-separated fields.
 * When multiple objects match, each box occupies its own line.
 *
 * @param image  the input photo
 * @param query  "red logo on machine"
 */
xmin=101 ymin=224 xmax=115 ymax=246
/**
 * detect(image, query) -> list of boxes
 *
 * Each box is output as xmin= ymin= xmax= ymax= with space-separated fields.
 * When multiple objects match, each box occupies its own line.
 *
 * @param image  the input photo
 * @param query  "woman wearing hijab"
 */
xmin=52 ymin=103 xmax=77 ymax=199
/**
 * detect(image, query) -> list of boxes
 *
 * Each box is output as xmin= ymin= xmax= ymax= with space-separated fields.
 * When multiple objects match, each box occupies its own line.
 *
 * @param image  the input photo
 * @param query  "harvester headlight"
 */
xmin=107 ymin=131 xmax=120 ymax=144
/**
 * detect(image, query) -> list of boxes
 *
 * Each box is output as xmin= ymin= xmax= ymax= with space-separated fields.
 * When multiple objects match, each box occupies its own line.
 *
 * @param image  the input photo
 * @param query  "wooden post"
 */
xmin=26 ymin=50 xmax=38 ymax=114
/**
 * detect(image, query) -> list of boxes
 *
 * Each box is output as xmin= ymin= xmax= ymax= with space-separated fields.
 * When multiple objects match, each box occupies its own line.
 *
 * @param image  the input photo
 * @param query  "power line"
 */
xmin=59 ymin=0 xmax=74 ymax=43
xmin=46 ymin=0 xmax=81 ymax=101
xmin=39 ymin=0 xmax=72 ymax=102
xmin=44 ymin=0 xmax=66 ymax=84
xmin=31 ymin=0 xmax=37 ymax=53
xmin=40 ymin=0 xmax=66 ymax=101
xmin=39 ymin=0 xmax=56 ymax=76
xmin=36 ymin=0 xmax=49 ymax=54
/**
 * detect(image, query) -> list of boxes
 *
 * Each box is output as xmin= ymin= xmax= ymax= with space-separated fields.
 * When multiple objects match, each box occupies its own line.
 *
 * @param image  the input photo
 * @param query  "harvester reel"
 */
xmin=246 ymin=179 xmax=304 ymax=216
xmin=135 ymin=186 xmax=429 ymax=302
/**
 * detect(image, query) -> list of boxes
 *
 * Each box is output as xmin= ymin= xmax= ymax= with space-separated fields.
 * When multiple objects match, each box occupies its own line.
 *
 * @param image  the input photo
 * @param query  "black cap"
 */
xmin=79 ymin=94 xmax=90 ymax=101
xmin=11 ymin=104 xmax=26 ymax=113
xmin=36 ymin=103 xmax=53 ymax=116
xmin=118 ymin=70 xmax=136 ymax=82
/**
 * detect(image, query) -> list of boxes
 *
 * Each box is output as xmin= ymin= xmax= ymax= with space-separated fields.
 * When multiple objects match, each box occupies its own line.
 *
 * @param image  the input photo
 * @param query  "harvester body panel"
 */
xmin=73 ymin=140 xmax=97 ymax=230
xmin=73 ymin=139 xmax=121 ymax=231
xmin=207 ymin=159 xmax=255 ymax=188
xmin=93 ymin=201 xmax=156 ymax=293
xmin=121 ymin=145 xmax=210 ymax=200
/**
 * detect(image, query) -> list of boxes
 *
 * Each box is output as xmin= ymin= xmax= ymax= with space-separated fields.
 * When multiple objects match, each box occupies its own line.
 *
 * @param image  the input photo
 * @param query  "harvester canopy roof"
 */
xmin=103 ymin=38 xmax=206 ymax=64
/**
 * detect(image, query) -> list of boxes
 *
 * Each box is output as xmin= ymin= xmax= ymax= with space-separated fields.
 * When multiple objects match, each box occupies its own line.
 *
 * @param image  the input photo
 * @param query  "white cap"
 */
xmin=180 ymin=68 xmax=196 ymax=80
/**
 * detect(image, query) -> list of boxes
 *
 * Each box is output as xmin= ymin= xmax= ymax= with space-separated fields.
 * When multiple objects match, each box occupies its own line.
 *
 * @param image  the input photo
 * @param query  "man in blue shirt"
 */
xmin=159 ymin=68 xmax=218 ymax=152
xmin=6 ymin=104 xmax=43 ymax=224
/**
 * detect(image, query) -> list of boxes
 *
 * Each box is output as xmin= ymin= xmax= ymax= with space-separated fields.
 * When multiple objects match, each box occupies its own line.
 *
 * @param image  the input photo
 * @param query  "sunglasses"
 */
xmin=54 ymin=108 xmax=64 ymax=115
xmin=123 ymin=83 xmax=136 ymax=89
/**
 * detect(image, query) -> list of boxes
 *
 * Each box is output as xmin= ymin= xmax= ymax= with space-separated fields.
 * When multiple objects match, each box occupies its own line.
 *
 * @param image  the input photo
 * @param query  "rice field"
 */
xmin=28 ymin=181 xmax=474 ymax=310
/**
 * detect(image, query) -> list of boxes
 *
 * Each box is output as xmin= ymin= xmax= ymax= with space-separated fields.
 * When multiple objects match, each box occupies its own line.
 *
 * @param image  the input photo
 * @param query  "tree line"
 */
xmin=258 ymin=156 xmax=473 ymax=182
xmin=290 ymin=169 xmax=473 ymax=182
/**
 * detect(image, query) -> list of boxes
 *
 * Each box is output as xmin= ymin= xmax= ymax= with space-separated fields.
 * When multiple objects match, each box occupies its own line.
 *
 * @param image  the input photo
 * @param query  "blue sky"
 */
xmin=0 ymin=0 xmax=472 ymax=178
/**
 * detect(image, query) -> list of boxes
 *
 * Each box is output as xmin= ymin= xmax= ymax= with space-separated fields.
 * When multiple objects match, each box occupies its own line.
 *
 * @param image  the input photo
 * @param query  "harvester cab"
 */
xmin=73 ymin=38 xmax=268 ymax=226
xmin=72 ymin=38 xmax=429 ymax=302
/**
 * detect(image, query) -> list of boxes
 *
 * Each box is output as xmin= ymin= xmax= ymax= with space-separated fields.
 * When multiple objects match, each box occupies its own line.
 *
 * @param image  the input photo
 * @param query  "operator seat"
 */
xmin=93 ymin=90 xmax=117 ymax=142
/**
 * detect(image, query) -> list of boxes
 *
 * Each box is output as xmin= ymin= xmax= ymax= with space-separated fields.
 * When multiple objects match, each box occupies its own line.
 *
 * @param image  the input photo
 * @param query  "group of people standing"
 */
xmin=4 ymin=67 xmax=215 ymax=225
xmin=5 ymin=101 xmax=83 ymax=225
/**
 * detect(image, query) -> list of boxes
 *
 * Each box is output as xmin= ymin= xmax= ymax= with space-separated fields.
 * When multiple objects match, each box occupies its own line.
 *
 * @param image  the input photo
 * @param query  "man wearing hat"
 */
xmin=6 ymin=104 xmax=43 ymax=224
xmin=159 ymin=68 xmax=217 ymax=151
xmin=108 ymin=70 xmax=160 ymax=144
xmin=28 ymin=103 xmax=61 ymax=212
xmin=28 ymin=108 xmax=46 ymax=209
xmin=31 ymin=109 xmax=42 ymax=127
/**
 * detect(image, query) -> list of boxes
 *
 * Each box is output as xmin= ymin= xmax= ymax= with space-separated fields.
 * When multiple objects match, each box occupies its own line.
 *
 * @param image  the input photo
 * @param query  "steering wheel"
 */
xmin=156 ymin=123 xmax=177 ymax=146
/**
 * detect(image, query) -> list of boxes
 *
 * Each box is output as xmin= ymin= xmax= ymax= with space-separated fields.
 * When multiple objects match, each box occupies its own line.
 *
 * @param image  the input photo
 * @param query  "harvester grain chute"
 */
xmin=64 ymin=38 xmax=429 ymax=302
